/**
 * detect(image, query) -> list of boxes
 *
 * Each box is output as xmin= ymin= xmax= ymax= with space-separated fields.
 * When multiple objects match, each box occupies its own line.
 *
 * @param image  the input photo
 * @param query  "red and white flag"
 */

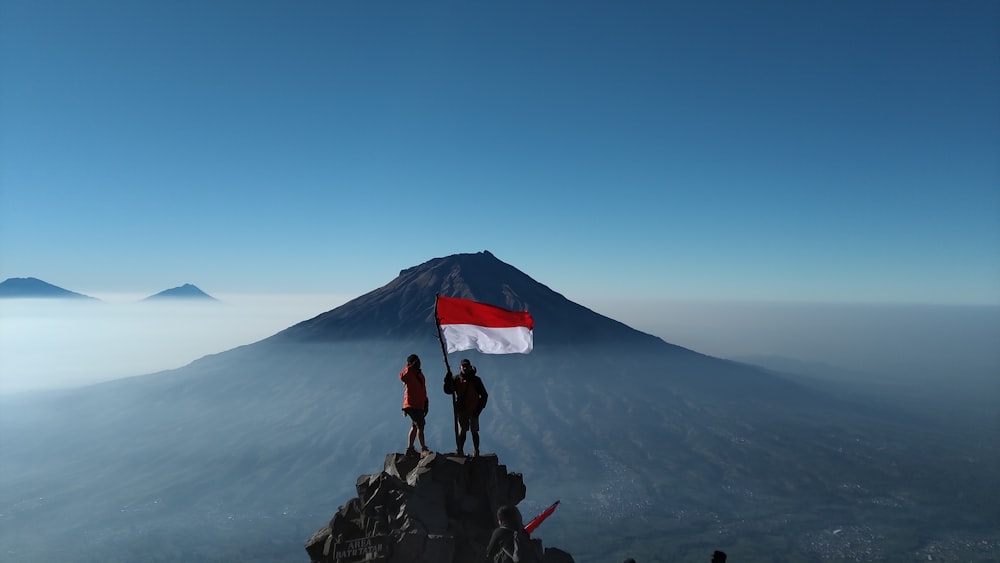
xmin=435 ymin=295 xmax=534 ymax=354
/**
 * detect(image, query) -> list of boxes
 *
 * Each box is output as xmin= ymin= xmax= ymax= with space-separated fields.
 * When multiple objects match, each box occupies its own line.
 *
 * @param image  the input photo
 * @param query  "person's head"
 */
xmin=406 ymin=354 xmax=420 ymax=369
xmin=496 ymin=505 xmax=522 ymax=528
xmin=459 ymin=358 xmax=476 ymax=376
xmin=711 ymin=551 xmax=727 ymax=563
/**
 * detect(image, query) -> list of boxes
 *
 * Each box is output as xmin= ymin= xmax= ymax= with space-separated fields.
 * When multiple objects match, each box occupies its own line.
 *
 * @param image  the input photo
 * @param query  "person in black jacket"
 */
xmin=443 ymin=358 xmax=489 ymax=456
xmin=486 ymin=505 xmax=541 ymax=562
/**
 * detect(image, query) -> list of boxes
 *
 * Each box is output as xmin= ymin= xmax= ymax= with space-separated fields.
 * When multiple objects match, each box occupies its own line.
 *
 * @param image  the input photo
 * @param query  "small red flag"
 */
xmin=524 ymin=500 xmax=560 ymax=535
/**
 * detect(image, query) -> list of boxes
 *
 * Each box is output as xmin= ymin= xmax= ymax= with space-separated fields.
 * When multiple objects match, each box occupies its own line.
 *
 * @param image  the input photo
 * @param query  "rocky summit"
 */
xmin=305 ymin=451 xmax=574 ymax=563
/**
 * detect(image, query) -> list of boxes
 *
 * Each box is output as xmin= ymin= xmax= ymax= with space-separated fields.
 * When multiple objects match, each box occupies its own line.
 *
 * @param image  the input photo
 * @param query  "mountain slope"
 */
xmin=143 ymin=283 xmax=217 ymax=301
xmin=0 ymin=277 xmax=96 ymax=299
xmin=273 ymin=250 xmax=811 ymax=405
xmin=274 ymin=250 xmax=667 ymax=347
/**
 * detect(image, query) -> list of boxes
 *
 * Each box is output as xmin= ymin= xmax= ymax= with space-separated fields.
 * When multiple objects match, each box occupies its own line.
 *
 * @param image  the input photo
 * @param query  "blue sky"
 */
xmin=2 ymin=0 xmax=998 ymax=305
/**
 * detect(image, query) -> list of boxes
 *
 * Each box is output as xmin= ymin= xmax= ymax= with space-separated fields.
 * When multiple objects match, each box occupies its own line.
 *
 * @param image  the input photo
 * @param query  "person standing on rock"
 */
xmin=443 ymin=358 xmax=488 ymax=456
xmin=400 ymin=354 xmax=429 ymax=457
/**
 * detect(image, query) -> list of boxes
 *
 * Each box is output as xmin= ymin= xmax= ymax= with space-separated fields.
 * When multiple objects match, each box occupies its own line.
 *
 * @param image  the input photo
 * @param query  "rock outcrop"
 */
xmin=305 ymin=452 xmax=574 ymax=563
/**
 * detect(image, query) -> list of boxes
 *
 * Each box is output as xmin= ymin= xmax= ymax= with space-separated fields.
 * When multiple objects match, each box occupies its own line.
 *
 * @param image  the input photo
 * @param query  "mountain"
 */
xmin=1 ymin=251 xmax=997 ymax=562
xmin=274 ymin=250 xmax=666 ymax=346
xmin=0 ymin=277 xmax=97 ymax=299
xmin=142 ymin=283 xmax=217 ymax=301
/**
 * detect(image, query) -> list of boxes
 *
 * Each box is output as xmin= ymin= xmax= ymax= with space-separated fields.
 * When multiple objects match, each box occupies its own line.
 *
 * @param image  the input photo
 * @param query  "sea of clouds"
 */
xmin=3 ymin=295 xmax=997 ymax=399
xmin=0 ymin=293 xmax=351 ymax=394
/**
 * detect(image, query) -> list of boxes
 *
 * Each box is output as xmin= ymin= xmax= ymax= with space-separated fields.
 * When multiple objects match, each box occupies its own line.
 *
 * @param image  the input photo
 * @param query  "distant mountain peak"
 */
xmin=143 ymin=283 xmax=217 ymax=301
xmin=0 ymin=277 xmax=97 ymax=299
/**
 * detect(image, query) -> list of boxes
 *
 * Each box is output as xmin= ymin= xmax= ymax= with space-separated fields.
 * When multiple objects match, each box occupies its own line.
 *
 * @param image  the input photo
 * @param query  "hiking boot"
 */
xmin=420 ymin=446 xmax=431 ymax=457
xmin=473 ymin=449 xmax=480 ymax=457
xmin=405 ymin=447 xmax=418 ymax=458
xmin=456 ymin=448 xmax=465 ymax=457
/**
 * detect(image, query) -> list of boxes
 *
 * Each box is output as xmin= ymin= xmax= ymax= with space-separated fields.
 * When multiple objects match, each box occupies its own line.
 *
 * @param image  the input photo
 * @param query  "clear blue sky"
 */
xmin=2 ymin=0 xmax=998 ymax=304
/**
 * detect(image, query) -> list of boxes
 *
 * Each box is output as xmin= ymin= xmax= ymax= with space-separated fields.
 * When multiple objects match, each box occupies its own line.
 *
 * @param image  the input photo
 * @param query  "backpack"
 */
xmin=501 ymin=528 xmax=542 ymax=563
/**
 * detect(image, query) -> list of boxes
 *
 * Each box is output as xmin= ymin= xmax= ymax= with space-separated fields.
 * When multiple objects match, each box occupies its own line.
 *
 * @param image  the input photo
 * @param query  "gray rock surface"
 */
xmin=305 ymin=452 xmax=573 ymax=563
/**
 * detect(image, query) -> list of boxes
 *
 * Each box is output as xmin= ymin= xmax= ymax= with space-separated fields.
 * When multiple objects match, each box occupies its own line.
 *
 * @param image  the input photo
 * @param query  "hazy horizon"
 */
xmin=0 ymin=293 xmax=351 ymax=394
xmin=3 ymin=294 xmax=997 ymax=398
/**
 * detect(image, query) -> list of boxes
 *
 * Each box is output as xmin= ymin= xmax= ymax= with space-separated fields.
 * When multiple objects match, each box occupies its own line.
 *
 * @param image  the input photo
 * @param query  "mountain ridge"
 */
xmin=0 ymin=277 xmax=218 ymax=302
xmin=274 ymin=250 xmax=681 ymax=351
xmin=143 ymin=283 xmax=217 ymax=301
xmin=0 ymin=276 xmax=97 ymax=299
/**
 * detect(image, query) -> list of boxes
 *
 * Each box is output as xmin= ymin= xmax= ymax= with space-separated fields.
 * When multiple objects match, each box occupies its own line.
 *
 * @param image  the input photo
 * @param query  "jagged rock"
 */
xmin=305 ymin=452 xmax=573 ymax=563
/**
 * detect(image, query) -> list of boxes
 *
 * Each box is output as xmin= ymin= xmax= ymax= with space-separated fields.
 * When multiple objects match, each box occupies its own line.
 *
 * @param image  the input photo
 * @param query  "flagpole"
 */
xmin=434 ymin=294 xmax=460 ymax=454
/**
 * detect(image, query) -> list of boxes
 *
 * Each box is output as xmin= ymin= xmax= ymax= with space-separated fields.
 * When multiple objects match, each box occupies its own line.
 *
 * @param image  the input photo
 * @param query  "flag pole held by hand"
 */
xmin=434 ymin=295 xmax=459 ymax=452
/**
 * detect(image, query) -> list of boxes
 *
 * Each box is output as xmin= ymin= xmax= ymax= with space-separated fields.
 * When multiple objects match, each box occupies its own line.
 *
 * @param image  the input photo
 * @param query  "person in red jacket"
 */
xmin=399 ymin=354 xmax=429 ymax=457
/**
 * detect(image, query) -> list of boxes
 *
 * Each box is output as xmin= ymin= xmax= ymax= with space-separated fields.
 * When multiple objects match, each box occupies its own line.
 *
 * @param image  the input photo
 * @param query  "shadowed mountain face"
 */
xmin=1 ymin=252 xmax=997 ymax=563
xmin=0 ymin=277 xmax=96 ymax=299
xmin=274 ymin=250 xmax=667 ymax=348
